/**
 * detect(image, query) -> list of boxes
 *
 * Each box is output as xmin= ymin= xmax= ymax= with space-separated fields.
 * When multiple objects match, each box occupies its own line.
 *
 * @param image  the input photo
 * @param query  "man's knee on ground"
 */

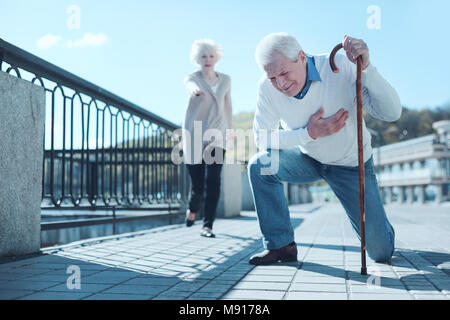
xmin=368 ymin=242 xmax=394 ymax=263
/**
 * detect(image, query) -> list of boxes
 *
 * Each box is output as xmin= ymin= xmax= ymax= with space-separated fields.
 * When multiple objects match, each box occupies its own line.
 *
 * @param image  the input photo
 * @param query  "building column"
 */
xmin=435 ymin=184 xmax=443 ymax=204
xmin=417 ymin=185 xmax=425 ymax=204
xmin=406 ymin=186 xmax=414 ymax=203
xmin=400 ymin=187 xmax=407 ymax=204
xmin=217 ymin=163 xmax=242 ymax=218
xmin=384 ymin=187 xmax=392 ymax=204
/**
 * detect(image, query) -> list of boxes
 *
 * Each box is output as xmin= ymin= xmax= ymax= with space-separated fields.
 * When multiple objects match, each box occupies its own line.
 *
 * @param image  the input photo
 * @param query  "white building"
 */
xmin=373 ymin=120 xmax=450 ymax=203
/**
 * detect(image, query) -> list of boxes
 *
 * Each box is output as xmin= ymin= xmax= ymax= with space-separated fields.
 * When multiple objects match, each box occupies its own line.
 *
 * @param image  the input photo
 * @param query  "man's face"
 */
xmin=264 ymin=51 xmax=307 ymax=97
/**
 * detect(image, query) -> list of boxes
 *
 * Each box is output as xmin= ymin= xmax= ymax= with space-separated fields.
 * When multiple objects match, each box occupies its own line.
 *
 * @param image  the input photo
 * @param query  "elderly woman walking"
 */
xmin=182 ymin=39 xmax=233 ymax=238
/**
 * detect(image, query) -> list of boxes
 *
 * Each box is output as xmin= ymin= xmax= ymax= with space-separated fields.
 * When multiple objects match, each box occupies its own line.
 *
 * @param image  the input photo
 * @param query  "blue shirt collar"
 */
xmin=294 ymin=55 xmax=321 ymax=100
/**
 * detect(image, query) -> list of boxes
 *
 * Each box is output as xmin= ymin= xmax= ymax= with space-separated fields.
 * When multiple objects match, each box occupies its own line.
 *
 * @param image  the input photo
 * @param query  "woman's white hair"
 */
xmin=190 ymin=39 xmax=223 ymax=65
xmin=255 ymin=32 xmax=303 ymax=69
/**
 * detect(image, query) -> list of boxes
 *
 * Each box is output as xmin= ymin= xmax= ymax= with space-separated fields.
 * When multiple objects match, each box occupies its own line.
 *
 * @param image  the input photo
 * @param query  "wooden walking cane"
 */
xmin=329 ymin=43 xmax=367 ymax=275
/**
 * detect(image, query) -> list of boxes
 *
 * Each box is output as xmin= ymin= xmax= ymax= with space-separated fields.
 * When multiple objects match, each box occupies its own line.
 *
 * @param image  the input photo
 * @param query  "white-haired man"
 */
xmin=248 ymin=32 xmax=401 ymax=265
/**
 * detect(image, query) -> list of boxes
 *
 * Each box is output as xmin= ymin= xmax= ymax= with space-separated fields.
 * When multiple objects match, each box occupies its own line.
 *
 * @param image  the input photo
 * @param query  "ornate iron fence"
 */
xmin=0 ymin=39 xmax=188 ymax=223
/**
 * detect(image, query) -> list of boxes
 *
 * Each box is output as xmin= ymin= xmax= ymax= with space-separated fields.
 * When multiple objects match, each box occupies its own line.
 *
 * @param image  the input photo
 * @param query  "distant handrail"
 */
xmin=0 ymin=38 xmax=188 ymax=212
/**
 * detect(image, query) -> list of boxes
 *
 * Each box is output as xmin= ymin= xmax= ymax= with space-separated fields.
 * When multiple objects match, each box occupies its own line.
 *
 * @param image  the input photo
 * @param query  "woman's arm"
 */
xmin=184 ymin=76 xmax=204 ymax=97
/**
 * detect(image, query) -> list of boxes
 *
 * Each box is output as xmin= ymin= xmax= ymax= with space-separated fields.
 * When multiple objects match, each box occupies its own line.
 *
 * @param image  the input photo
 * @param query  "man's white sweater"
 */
xmin=253 ymin=53 xmax=402 ymax=167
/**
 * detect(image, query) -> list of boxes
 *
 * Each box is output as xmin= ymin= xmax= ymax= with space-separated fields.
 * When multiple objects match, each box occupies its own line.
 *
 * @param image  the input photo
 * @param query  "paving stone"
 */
xmin=232 ymin=281 xmax=290 ymax=291
xmin=413 ymin=294 xmax=448 ymax=300
xmin=126 ymin=259 xmax=165 ymax=267
xmin=294 ymin=275 xmax=346 ymax=284
xmin=297 ymin=269 xmax=346 ymax=278
xmin=103 ymin=284 xmax=168 ymax=295
xmin=350 ymin=285 xmax=409 ymax=294
xmin=248 ymin=268 xmax=297 ymax=276
xmin=2 ymin=266 xmax=50 ymax=274
xmin=285 ymin=291 xmax=347 ymax=300
xmin=408 ymin=289 xmax=443 ymax=295
xmin=348 ymin=278 xmax=404 ymax=287
xmin=0 ymin=272 xmax=37 ymax=281
xmin=84 ymin=293 xmax=151 ymax=300
xmin=81 ymin=272 xmax=138 ymax=284
xmin=222 ymin=289 xmax=285 ymax=300
xmin=122 ymin=276 xmax=180 ymax=286
xmin=0 ymin=280 xmax=61 ymax=291
xmin=146 ymin=269 xmax=181 ymax=277
xmin=43 ymin=283 xmax=113 ymax=293
xmin=290 ymin=283 xmax=347 ymax=293
xmin=212 ymin=273 xmax=246 ymax=281
xmin=152 ymin=295 xmax=187 ymax=300
xmin=197 ymin=283 xmax=234 ymax=293
xmin=350 ymin=293 xmax=413 ymax=300
xmin=190 ymin=291 xmax=225 ymax=299
xmin=18 ymin=273 xmax=69 ymax=283
xmin=169 ymin=280 xmax=209 ymax=292
xmin=405 ymin=283 xmax=437 ymax=290
xmin=19 ymin=291 xmax=91 ymax=300
xmin=239 ymin=275 xmax=294 ymax=283
xmin=187 ymin=294 xmax=220 ymax=300
xmin=65 ymin=264 xmax=110 ymax=271
xmin=0 ymin=289 xmax=34 ymax=300
xmin=153 ymin=291 xmax=191 ymax=299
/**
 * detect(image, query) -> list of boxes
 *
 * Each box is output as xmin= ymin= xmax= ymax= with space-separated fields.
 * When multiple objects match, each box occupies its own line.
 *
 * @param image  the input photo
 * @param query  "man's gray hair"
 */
xmin=255 ymin=32 xmax=303 ymax=69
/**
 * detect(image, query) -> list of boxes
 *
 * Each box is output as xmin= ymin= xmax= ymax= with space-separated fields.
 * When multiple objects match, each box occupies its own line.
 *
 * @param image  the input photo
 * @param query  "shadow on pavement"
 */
xmin=296 ymin=242 xmax=450 ymax=291
xmin=1 ymin=217 xmax=306 ymax=300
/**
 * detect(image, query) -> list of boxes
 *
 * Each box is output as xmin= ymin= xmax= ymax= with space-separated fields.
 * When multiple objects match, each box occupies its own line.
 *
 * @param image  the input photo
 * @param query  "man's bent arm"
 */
xmin=348 ymin=59 xmax=402 ymax=122
xmin=253 ymin=89 xmax=313 ymax=150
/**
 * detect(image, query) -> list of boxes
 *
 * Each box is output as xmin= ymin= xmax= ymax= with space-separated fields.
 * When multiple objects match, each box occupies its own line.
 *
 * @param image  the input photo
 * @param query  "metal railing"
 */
xmin=0 ymin=38 xmax=188 ymax=228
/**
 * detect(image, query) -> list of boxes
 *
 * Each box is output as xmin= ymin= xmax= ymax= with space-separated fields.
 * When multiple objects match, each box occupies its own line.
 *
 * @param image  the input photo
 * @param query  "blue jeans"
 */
xmin=248 ymin=147 xmax=395 ymax=263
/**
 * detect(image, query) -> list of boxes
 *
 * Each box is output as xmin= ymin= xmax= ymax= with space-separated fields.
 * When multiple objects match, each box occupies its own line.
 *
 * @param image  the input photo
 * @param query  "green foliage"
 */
xmin=233 ymin=111 xmax=255 ymax=130
xmin=364 ymin=102 xmax=450 ymax=146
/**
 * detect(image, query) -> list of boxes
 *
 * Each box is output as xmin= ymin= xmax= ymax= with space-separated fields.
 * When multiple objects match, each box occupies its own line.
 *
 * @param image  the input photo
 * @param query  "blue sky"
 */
xmin=1 ymin=0 xmax=449 ymax=125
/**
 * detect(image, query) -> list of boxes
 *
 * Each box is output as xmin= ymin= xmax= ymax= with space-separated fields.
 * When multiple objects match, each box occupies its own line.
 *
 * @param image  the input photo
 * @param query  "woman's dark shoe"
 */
xmin=249 ymin=242 xmax=297 ymax=265
xmin=201 ymin=227 xmax=215 ymax=238
xmin=185 ymin=211 xmax=196 ymax=227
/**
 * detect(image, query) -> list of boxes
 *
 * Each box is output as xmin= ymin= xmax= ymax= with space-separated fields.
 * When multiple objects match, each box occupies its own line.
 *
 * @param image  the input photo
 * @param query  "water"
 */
xmin=40 ymin=213 xmax=185 ymax=248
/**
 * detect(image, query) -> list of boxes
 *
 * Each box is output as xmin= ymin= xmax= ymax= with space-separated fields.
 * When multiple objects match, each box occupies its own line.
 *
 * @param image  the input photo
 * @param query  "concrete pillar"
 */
xmin=179 ymin=164 xmax=189 ymax=212
xmin=435 ymin=184 xmax=443 ymax=204
xmin=217 ymin=163 xmax=242 ymax=218
xmin=406 ymin=186 xmax=414 ymax=203
xmin=385 ymin=187 xmax=393 ymax=204
xmin=0 ymin=71 xmax=45 ymax=257
xmin=400 ymin=187 xmax=407 ymax=204
xmin=380 ymin=187 xmax=385 ymax=204
xmin=241 ymin=168 xmax=255 ymax=211
xmin=283 ymin=182 xmax=289 ymax=204
xmin=417 ymin=185 xmax=425 ymax=204
xmin=299 ymin=185 xmax=313 ymax=203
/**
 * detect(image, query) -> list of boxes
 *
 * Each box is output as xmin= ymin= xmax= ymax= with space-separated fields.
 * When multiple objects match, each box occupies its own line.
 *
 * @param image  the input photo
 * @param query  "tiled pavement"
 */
xmin=0 ymin=202 xmax=449 ymax=300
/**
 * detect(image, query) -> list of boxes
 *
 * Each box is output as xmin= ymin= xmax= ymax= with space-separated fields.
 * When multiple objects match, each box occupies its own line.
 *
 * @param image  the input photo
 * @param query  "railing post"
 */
xmin=0 ymin=71 xmax=45 ymax=257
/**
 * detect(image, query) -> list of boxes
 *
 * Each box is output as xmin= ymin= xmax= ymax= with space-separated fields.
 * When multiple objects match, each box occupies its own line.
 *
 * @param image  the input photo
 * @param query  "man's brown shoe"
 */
xmin=249 ymin=242 xmax=298 ymax=265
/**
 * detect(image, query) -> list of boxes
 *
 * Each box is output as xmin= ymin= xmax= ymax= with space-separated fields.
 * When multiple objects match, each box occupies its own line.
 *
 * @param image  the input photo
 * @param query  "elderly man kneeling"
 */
xmin=248 ymin=32 xmax=401 ymax=265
